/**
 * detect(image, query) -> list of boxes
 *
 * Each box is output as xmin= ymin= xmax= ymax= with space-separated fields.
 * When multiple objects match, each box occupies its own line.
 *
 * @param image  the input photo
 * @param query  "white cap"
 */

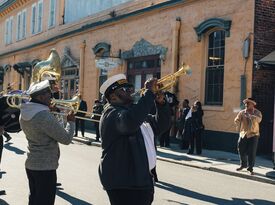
xmin=27 ymin=80 xmax=51 ymax=95
xmin=100 ymin=74 xmax=131 ymax=95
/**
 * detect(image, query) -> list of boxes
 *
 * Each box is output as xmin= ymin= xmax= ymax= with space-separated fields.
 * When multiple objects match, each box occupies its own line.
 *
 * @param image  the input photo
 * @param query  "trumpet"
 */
xmin=134 ymin=63 xmax=192 ymax=96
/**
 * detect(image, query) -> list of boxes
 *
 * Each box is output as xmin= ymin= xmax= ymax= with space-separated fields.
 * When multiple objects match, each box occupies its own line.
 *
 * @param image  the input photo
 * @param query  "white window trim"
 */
xmin=31 ymin=3 xmax=37 ymax=35
xmin=48 ymin=0 xmax=56 ymax=28
xmin=37 ymin=0 xmax=43 ymax=33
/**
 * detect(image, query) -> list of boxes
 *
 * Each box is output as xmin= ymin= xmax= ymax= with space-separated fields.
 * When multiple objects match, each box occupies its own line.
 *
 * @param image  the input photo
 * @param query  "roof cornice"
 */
xmin=0 ymin=0 xmax=29 ymax=17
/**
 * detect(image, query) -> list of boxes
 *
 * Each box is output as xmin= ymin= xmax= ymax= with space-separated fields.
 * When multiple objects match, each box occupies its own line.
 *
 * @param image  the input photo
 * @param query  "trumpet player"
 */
xmin=98 ymin=74 xmax=171 ymax=205
xmin=19 ymin=80 xmax=75 ymax=205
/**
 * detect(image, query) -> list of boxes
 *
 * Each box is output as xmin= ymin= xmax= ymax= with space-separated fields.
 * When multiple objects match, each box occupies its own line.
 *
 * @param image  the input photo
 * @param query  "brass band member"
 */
xmin=98 ymin=74 xmax=171 ymax=205
xmin=19 ymin=80 xmax=75 ymax=205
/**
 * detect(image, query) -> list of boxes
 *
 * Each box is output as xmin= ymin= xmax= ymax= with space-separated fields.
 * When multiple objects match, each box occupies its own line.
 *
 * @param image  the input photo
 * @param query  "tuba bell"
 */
xmin=31 ymin=49 xmax=61 ymax=84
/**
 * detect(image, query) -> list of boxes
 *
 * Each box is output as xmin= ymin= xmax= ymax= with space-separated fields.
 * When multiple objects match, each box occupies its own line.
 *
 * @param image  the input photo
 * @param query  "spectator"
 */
xmin=74 ymin=95 xmax=87 ymax=137
xmin=159 ymin=91 xmax=179 ymax=147
xmin=187 ymin=100 xmax=204 ymax=155
xmin=176 ymin=99 xmax=190 ymax=149
xmin=91 ymin=99 xmax=104 ymax=142
xmin=234 ymin=98 xmax=262 ymax=175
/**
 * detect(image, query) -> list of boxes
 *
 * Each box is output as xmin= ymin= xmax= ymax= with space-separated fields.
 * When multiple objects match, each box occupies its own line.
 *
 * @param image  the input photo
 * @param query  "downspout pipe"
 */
xmin=240 ymin=33 xmax=252 ymax=108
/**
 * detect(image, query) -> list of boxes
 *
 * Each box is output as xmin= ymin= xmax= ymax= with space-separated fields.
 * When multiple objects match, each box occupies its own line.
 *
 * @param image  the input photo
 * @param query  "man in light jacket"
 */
xmin=234 ymin=98 xmax=262 ymax=175
xmin=20 ymin=80 xmax=75 ymax=205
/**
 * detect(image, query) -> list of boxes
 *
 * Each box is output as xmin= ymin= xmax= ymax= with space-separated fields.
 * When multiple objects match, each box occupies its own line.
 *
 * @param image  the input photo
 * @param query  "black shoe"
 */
xmin=5 ymin=135 xmax=11 ymax=142
xmin=247 ymin=167 xmax=254 ymax=175
xmin=187 ymin=151 xmax=194 ymax=155
xmin=236 ymin=166 xmax=246 ymax=171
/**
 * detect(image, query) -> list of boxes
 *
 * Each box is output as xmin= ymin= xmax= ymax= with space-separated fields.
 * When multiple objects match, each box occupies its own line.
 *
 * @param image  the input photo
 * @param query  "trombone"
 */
xmin=5 ymin=94 xmax=102 ymax=122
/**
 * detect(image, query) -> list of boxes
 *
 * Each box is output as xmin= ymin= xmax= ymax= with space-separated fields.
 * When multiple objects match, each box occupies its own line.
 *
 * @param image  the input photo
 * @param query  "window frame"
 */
xmin=48 ymin=0 xmax=56 ymax=28
xmin=16 ymin=11 xmax=22 ymax=41
xmin=31 ymin=3 xmax=37 ymax=35
xmin=204 ymin=30 xmax=226 ymax=106
xmin=37 ymin=0 xmax=43 ymax=33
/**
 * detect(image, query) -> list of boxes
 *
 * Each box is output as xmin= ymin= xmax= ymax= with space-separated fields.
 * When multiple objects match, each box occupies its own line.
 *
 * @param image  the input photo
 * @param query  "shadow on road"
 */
xmin=156 ymin=181 xmax=274 ymax=205
xmin=0 ymin=197 xmax=9 ymax=205
xmin=57 ymin=189 xmax=93 ymax=205
xmin=4 ymin=142 xmax=25 ymax=155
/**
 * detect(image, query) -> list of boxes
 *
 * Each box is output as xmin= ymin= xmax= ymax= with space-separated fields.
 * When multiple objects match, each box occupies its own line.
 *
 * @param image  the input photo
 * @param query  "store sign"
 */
xmin=95 ymin=58 xmax=122 ymax=71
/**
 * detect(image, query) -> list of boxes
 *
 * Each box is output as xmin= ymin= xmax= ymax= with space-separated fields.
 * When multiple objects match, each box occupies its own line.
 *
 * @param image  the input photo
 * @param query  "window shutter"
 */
xmin=17 ymin=12 xmax=21 ymax=40
xmin=37 ymin=0 xmax=43 ymax=32
xmin=31 ymin=4 xmax=36 ymax=34
xmin=22 ymin=10 xmax=26 ymax=38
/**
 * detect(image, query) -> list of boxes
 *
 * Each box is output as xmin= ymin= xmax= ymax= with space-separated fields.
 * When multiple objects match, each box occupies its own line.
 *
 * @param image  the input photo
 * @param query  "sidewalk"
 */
xmin=75 ymin=130 xmax=275 ymax=185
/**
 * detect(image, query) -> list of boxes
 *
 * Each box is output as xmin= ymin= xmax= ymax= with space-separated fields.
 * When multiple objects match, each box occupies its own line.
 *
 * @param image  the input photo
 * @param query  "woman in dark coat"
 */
xmin=187 ymin=100 xmax=204 ymax=155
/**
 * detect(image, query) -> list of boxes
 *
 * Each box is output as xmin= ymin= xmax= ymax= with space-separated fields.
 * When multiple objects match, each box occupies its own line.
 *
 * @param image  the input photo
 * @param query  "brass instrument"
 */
xmin=136 ymin=63 xmax=192 ymax=95
xmin=5 ymin=94 xmax=101 ymax=122
xmin=31 ymin=49 xmax=61 ymax=84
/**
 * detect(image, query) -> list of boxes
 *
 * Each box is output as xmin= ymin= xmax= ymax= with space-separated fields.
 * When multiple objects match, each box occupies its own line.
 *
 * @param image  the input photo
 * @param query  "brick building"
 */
xmin=0 ymin=0 xmax=274 ymax=154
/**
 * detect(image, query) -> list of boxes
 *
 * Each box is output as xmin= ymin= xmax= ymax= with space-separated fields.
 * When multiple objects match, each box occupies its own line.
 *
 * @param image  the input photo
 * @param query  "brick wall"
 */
xmin=254 ymin=0 xmax=275 ymax=60
xmin=253 ymin=1 xmax=275 ymax=154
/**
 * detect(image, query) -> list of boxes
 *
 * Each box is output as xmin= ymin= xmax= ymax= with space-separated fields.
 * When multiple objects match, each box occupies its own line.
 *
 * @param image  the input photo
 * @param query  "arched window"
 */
xmin=205 ymin=30 xmax=225 ymax=105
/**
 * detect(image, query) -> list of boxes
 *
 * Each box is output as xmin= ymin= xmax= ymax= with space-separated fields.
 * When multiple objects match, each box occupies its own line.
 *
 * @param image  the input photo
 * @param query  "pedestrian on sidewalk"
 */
xmin=159 ymin=91 xmax=179 ymax=147
xmin=186 ymin=100 xmax=204 ymax=155
xmin=98 ymin=74 xmax=171 ymax=205
xmin=20 ymin=80 xmax=75 ymax=205
xmin=176 ymin=99 xmax=190 ymax=149
xmin=74 ymin=95 xmax=87 ymax=138
xmin=234 ymin=98 xmax=262 ymax=175
xmin=91 ymin=99 xmax=104 ymax=142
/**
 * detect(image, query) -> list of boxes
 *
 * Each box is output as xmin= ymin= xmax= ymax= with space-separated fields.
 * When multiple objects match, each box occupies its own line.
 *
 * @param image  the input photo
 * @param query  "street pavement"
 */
xmin=74 ymin=130 xmax=275 ymax=186
xmin=1 ymin=131 xmax=275 ymax=205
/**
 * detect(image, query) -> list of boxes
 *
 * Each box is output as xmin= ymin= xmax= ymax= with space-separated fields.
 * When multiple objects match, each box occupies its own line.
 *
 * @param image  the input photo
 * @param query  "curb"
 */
xmin=76 ymin=137 xmax=275 ymax=186
xmin=157 ymin=156 xmax=275 ymax=186
xmin=73 ymin=136 xmax=101 ymax=147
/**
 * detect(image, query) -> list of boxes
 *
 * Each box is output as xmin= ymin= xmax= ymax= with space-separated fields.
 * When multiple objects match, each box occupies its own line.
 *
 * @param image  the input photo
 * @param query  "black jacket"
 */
xmin=76 ymin=100 xmax=87 ymax=117
xmin=99 ymin=90 xmax=171 ymax=190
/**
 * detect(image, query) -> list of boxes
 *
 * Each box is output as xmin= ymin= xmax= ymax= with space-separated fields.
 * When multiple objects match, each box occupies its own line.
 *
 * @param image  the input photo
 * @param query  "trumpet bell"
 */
xmin=51 ymin=95 xmax=80 ymax=113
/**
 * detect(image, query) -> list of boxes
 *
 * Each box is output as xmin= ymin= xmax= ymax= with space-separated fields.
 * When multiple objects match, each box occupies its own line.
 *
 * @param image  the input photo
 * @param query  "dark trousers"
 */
xmin=237 ymin=136 xmax=259 ymax=170
xmin=106 ymin=189 xmax=154 ymax=205
xmin=0 ymin=135 xmax=3 ymax=165
xmin=94 ymin=122 xmax=100 ymax=140
xmin=75 ymin=118 xmax=85 ymax=137
xmin=26 ymin=169 xmax=57 ymax=205
xmin=188 ymin=129 xmax=203 ymax=154
xmin=159 ymin=129 xmax=170 ymax=147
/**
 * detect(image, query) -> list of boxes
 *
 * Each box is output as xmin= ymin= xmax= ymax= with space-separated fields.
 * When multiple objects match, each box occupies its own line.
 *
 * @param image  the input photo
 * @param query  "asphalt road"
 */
xmin=1 ymin=132 xmax=275 ymax=205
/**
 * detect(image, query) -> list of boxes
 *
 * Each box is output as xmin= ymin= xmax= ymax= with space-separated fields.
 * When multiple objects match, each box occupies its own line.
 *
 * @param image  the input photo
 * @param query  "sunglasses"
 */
xmin=117 ymin=87 xmax=134 ymax=93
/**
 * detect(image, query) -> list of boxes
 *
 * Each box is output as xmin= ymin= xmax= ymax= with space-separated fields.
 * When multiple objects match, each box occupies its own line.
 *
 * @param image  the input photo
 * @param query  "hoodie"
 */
xmin=20 ymin=102 xmax=75 ymax=170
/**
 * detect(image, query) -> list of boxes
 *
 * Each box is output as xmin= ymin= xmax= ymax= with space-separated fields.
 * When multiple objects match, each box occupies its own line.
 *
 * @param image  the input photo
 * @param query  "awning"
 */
xmin=257 ymin=51 xmax=275 ymax=69
xmin=13 ymin=62 xmax=32 ymax=75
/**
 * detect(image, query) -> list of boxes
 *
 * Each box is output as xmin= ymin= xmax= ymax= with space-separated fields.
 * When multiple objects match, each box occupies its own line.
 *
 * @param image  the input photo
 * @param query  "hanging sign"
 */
xmin=95 ymin=58 xmax=122 ymax=71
